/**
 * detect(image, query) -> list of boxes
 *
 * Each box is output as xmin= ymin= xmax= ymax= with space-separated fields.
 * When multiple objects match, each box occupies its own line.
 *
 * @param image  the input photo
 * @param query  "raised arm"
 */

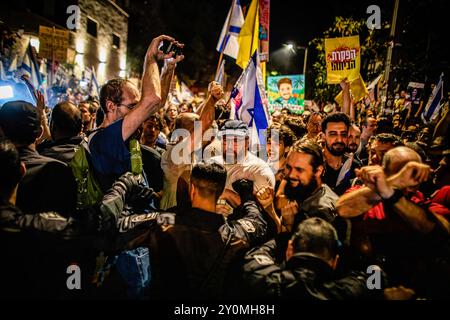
xmin=160 ymin=50 xmax=185 ymax=108
xmin=35 ymin=91 xmax=51 ymax=144
xmin=122 ymin=35 xmax=179 ymax=140
xmin=340 ymin=79 xmax=351 ymax=116
xmin=337 ymin=162 xmax=433 ymax=220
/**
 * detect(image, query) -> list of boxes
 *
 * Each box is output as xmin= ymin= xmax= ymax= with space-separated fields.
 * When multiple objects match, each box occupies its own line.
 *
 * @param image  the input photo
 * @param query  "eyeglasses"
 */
xmin=117 ymin=102 xmax=138 ymax=110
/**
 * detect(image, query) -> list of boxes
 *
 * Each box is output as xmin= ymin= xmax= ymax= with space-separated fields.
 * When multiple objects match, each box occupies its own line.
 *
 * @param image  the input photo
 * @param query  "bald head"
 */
xmin=382 ymin=146 xmax=422 ymax=176
xmin=175 ymin=112 xmax=200 ymax=133
xmin=51 ymin=101 xmax=82 ymax=140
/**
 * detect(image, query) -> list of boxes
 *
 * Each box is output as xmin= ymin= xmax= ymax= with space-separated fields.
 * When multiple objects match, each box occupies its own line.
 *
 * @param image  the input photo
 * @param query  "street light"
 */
xmin=285 ymin=43 xmax=294 ymax=52
xmin=283 ymin=42 xmax=308 ymax=76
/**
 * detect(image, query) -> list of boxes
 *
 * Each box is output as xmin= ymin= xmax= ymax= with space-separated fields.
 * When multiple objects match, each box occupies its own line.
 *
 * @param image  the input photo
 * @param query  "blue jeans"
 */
xmin=115 ymin=247 xmax=151 ymax=299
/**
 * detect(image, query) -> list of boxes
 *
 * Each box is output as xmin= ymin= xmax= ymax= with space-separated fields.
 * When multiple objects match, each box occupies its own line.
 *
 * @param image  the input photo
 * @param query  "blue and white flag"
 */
xmin=216 ymin=0 xmax=244 ymax=59
xmin=215 ymin=59 xmax=226 ymax=88
xmin=231 ymin=51 xmax=270 ymax=147
xmin=422 ymin=73 xmax=444 ymax=123
xmin=20 ymin=41 xmax=42 ymax=89
xmin=8 ymin=55 xmax=18 ymax=73
xmin=89 ymin=66 xmax=100 ymax=99
xmin=0 ymin=59 xmax=7 ymax=81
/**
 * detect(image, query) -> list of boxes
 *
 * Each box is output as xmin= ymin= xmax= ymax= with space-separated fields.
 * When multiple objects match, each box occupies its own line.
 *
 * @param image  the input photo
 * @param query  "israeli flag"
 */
xmin=216 ymin=0 xmax=244 ymax=59
xmin=422 ymin=73 xmax=444 ymax=123
xmin=89 ymin=66 xmax=100 ymax=99
xmin=20 ymin=41 xmax=42 ymax=89
xmin=231 ymin=51 xmax=270 ymax=147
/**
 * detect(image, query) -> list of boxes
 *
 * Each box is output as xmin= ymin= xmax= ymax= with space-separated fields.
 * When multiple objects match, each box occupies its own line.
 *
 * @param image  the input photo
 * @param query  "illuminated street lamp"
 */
xmin=283 ymin=42 xmax=308 ymax=76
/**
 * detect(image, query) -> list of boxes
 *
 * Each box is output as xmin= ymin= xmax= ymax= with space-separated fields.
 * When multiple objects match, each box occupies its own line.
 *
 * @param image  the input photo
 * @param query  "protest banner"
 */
xmin=325 ymin=35 xmax=360 ymax=84
xmin=267 ymin=74 xmax=304 ymax=114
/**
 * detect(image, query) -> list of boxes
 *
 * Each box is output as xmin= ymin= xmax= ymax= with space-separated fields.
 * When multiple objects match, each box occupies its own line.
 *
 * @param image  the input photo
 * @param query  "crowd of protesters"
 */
xmin=1 ymin=34 xmax=450 ymax=300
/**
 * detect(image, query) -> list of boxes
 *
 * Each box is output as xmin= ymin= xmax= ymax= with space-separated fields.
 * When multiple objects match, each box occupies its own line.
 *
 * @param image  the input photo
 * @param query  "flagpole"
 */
xmin=52 ymin=27 xmax=56 ymax=90
xmin=215 ymin=0 xmax=237 ymax=80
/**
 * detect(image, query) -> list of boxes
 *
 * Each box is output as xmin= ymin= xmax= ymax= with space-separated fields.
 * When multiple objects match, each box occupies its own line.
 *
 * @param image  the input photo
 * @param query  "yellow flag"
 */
xmin=237 ymin=0 xmax=259 ymax=69
xmin=334 ymin=74 xmax=369 ymax=106
xmin=350 ymin=74 xmax=369 ymax=101
xmin=335 ymin=90 xmax=344 ymax=106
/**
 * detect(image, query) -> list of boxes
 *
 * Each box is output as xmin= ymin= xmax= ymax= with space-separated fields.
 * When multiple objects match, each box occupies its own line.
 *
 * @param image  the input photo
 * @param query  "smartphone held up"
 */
xmin=160 ymin=40 xmax=183 ymax=58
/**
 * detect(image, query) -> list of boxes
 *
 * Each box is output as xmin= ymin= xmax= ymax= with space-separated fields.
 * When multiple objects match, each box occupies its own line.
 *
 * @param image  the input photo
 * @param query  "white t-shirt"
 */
xmin=210 ymin=152 xmax=276 ymax=193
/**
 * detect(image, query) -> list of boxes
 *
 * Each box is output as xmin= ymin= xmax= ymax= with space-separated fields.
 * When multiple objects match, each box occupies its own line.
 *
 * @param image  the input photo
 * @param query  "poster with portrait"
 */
xmin=267 ymin=74 xmax=304 ymax=114
xmin=406 ymin=82 xmax=424 ymax=104
xmin=325 ymin=35 xmax=361 ymax=84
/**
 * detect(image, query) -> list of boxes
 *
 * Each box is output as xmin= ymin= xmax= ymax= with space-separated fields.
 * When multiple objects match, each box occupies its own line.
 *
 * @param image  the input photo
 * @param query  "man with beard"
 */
xmin=211 ymin=120 xmax=275 ymax=216
xmin=347 ymin=123 xmax=362 ymax=161
xmin=321 ymin=113 xmax=361 ymax=196
xmin=280 ymin=140 xmax=338 ymax=233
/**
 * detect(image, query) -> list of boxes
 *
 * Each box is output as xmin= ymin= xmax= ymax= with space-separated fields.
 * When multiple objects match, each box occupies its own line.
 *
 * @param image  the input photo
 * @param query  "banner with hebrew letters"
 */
xmin=325 ymin=35 xmax=360 ymax=84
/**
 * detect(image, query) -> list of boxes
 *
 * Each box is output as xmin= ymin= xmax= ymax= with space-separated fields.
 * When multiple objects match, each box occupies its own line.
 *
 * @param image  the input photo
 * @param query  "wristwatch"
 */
xmin=382 ymin=188 xmax=404 ymax=207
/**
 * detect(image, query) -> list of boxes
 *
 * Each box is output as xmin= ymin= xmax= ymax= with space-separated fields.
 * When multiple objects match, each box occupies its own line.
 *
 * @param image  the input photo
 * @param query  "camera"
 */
xmin=160 ymin=40 xmax=183 ymax=57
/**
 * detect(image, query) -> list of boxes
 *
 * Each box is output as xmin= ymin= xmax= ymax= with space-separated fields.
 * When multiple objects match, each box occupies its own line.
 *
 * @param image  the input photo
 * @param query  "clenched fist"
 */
xmin=389 ymin=161 xmax=432 ymax=190
xmin=281 ymin=200 xmax=299 ymax=232
xmin=356 ymin=165 xmax=394 ymax=199
xmin=256 ymin=187 xmax=274 ymax=209
xmin=208 ymin=81 xmax=224 ymax=101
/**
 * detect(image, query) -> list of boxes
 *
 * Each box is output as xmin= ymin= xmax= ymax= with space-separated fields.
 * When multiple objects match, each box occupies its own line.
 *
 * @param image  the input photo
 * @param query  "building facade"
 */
xmin=1 ymin=0 xmax=129 ymax=85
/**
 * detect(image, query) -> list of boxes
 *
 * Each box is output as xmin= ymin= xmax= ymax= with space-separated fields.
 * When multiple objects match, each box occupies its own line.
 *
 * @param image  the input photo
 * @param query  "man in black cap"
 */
xmin=0 ymin=100 xmax=76 ymax=215
xmin=210 ymin=119 xmax=275 ymax=216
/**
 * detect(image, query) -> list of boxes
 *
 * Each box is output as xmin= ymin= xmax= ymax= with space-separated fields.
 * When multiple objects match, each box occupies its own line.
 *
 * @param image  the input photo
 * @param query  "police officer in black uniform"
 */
xmin=147 ymin=162 xmax=269 ymax=299
xmin=0 ymin=138 xmax=158 ymax=298
xmin=243 ymin=217 xmax=386 ymax=300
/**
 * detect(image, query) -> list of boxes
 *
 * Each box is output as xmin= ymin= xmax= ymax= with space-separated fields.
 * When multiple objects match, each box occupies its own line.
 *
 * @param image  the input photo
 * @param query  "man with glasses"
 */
xmin=86 ymin=35 xmax=184 ymax=298
xmin=89 ymin=35 xmax=184 ymax=190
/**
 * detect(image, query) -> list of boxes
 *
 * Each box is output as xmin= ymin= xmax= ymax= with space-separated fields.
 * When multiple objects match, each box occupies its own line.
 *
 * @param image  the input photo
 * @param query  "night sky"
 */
xmin=127 ymin=0 xmax=448 ymax=92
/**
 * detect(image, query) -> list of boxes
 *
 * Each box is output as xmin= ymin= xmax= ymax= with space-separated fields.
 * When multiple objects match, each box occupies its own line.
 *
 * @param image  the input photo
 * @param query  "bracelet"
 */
xmin=381 ymin=188 xmax=404 ymax=207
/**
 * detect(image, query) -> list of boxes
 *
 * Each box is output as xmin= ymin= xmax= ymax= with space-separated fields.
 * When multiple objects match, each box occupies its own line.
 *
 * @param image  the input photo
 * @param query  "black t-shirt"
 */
xmin=322 ymin=156 xmax=361 ymax=196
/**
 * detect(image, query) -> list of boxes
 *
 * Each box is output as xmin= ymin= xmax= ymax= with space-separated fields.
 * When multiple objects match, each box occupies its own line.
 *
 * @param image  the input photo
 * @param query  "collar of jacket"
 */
xmin=300 ymin=185 xmax=337 ymax=209
xmin=177 ymin=207 xmax=226 ymax=231
xmin=286 ymin=252 xmax=335 ymax=281
xmin=18 ymin=145 xmax=41 ymax=163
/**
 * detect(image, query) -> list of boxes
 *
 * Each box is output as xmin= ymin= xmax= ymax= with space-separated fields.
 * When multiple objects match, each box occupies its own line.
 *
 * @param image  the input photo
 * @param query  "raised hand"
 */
xmin=35 ymin=90 xmax=46 ymax=114
xmin=165 ymin=41 xmax=185 ymax=68
xmin=145 ymin=35 xmax=176 ymax=62
xmin=208 ymin=81 xmax=224 ymax=101
xmin=339 ymin=78 xmax=350 ymax=91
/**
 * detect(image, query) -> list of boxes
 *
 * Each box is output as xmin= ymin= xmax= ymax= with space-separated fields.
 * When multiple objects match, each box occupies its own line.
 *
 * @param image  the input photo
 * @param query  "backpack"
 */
xmin=69 ymin=137 xmax=104 ymax=209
